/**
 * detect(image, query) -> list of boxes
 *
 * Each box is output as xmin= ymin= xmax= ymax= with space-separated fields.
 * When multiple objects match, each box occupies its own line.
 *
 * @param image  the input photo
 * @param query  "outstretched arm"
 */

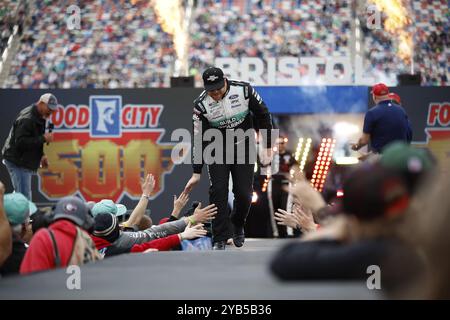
xmin=170 ymin=192 xmax=190 ymax=219
xmin=185 ymin=103 xmax=209 ymax=194
xmin=124 ymin=173 xmax=155 ymax=228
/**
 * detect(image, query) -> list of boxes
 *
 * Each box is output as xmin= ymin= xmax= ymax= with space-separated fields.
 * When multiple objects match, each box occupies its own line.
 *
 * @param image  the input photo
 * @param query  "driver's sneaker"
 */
xmin=232 ymin=224 xmax=245 ymax=248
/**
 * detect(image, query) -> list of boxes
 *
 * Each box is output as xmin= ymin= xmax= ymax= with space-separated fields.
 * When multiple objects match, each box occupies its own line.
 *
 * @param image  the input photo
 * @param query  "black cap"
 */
xmin=93 ymin=213 xmax=120 ymax=243
xmin=52 ymin=196 xmax=94 ymax=231
xmin=202 ymin=67 xmax=225 ymax=91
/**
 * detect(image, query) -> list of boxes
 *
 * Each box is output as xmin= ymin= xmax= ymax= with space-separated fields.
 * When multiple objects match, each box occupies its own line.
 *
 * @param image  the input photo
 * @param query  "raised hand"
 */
xmin=141 ymin=173 xmax=155 ymax=197
xmin=192 ymin=203 xmax=217 ymax=224
xmin=274 ymin=208 xmax=299 ymax=229
xmin=292 ymin=203 xmax=317 ymax=233
xmin=172 ymin=191 xmax=190 ymax=217
xmin=180 ymin=222 xmax=207 ymax=240
xmin=290 ymin=180 xmax=326 ymax=214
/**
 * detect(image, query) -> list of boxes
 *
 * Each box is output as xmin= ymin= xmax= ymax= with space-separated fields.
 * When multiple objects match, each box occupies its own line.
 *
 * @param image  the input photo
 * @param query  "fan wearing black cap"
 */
xmin=20 ymin=196 xmax=102 ymax=274
xmin=183 ymin=67 xmax=274 ymax=250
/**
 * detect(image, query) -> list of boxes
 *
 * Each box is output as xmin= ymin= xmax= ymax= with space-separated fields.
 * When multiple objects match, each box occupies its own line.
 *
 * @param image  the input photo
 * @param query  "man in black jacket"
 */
xmin=2 ymin=93 xmax=57 ymax=200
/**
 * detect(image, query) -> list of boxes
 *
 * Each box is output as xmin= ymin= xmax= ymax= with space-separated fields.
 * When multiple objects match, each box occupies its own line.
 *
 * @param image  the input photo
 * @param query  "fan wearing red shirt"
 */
xmin=20 ymin=196 xmax=101 ymax=274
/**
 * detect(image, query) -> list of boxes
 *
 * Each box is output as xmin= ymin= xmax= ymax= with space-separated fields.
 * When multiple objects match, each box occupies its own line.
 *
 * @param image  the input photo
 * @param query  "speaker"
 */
xmin=170 ymin=76 xmax=194 ymax=87
xmin=397 ymin=73 xmax=421 ymax=86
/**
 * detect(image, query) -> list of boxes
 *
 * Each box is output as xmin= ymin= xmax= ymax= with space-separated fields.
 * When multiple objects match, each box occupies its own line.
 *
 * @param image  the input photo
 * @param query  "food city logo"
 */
xmin=39 ymin=96 xmax=175 ymax=202
xmin=418 ymin=102 xmax=450 ymax=169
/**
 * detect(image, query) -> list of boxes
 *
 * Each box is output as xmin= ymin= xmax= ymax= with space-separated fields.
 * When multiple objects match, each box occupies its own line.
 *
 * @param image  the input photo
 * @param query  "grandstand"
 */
xmin=2 ymin=0 xmax=175 ymax=88
xmin=0 ymin=0 xmax=448 ymax=87
xmin=358 ymin=0 xmax=448 ymax=86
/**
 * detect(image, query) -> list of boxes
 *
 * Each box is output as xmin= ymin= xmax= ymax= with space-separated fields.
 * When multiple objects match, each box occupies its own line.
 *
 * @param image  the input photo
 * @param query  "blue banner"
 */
xmin=256 ymin=86 xmax=368 ymax=114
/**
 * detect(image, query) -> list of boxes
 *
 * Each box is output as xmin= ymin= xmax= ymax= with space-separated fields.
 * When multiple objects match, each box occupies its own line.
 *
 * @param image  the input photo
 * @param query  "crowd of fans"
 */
xmin=1 ymin=0 xmax=447 ymax=88
xmin=0 ymin=172 xmax=217 ymax=275
xmin=0 ymin=0 xmax=26 ymax=57
xmin=0 ymin=139 xmax=448 ymax=298
xmin=4 ymin=0 xmax=175 ymax=88
xmin=360 ymin=0 xmax=449 ymax=86
xmin=189 ymin=0 xmax=351 ymax=85
xmin=269 ymin=140 xmax=450 ymax=298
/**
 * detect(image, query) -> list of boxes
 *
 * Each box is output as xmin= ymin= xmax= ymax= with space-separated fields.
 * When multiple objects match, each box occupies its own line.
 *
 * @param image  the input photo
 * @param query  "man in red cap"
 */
xmin=352 ymin=83 xmax=412 ymax=154
xmin=388 ymin=92 xmax=401 ymax=105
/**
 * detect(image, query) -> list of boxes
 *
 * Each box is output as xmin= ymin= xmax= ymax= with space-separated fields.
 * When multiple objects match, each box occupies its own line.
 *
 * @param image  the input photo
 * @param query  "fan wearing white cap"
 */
xmin=1 ymin=93 xmax=58 ymax=200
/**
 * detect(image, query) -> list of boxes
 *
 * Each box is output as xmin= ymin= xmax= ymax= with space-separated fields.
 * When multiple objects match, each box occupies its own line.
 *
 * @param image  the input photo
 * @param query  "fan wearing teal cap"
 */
xmin=0 ymin=192 xmax=37 ymax=276
xmin=92 ymin=199 xmax=128 ymax=217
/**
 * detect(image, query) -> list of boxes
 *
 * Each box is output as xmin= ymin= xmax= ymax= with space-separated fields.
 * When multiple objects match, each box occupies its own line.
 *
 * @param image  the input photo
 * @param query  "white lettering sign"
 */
xmin=215 ymin=56 xmax=375 ymax=86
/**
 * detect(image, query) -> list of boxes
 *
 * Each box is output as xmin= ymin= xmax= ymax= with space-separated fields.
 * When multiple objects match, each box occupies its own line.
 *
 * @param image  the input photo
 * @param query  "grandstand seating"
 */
xmin=360 ymin=0 xmax=448 ymax=86
xmin=1 ymin=0 xmax=448 ymax=88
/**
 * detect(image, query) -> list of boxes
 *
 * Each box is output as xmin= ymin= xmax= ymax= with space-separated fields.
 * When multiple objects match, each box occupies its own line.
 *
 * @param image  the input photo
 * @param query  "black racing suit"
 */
xmin=191 ymin=80 xmax=273 ymax=243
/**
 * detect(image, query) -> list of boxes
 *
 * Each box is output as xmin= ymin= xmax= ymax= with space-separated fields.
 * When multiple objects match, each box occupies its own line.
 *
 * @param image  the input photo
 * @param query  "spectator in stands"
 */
xmin=20 ymin=196 xmax=102 ymax=275
xmin=0 ymin=181 xmax=12 ymax=268
xmin=2 ymin=0 xmax=446 ymax=88
xmin=91 ymin=212 xmax=207 ymax=257
xmin=270 ymin=163 xmax=424 ymax=291
xmin=0 ymin=192 xmax=36 ymax=276
xmin=4 ymin=0 xmax=175 ymax=89
xmin=360 ymin=0 xmax=448 ymax=86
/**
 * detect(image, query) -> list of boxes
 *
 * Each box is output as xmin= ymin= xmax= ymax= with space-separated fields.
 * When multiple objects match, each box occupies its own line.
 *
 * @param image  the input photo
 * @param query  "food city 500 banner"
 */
xmin=0 ymin=89 xmax=208 ymax=219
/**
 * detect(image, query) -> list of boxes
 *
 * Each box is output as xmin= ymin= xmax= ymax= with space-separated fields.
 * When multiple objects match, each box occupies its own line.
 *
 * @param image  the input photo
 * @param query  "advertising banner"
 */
xmin=1 ymin=86 xmax=448 ymax=222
